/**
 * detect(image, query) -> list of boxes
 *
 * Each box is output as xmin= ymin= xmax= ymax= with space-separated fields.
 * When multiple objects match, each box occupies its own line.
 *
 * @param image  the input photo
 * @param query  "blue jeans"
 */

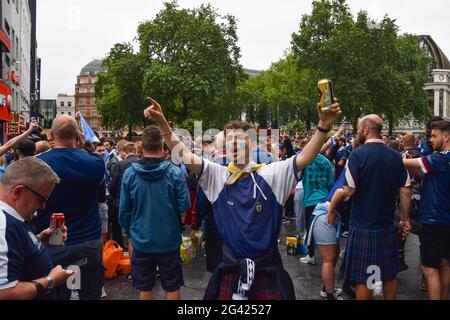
xmin=47 ymin=239 xmax=104 ymax=300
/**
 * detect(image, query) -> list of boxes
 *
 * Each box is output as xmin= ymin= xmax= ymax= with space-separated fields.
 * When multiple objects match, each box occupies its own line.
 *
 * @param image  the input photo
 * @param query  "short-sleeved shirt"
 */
xmin=334 ymin=146 xmax=350 ymax=178
xmin=417 ymin=151 xmax=450 ymax=225
xmin=0 ymin=201 xmax=52 ymax=291
xmin=345 ymin=139 xmax=410 ymax=229
xmin=419 ymin=139 xmax=433 ymax=156
xmin=35 ymin=148 xmax=106 ymax=245
xmin=198 ymin=156 xmax=300 ymax=259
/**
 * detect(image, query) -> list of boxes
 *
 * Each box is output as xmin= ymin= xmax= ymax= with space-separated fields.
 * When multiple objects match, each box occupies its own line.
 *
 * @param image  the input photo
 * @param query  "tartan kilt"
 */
xmin=219 ymin=270 xmax=284 ymax=300
xmin=342 ymin=226 xmax=400 ymax=284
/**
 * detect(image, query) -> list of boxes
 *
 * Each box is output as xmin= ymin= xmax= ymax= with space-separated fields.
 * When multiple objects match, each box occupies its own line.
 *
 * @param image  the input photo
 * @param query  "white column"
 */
xmin=434 ymin=89 xmax=440 ymax=116
xmin=445 ymin=90 xmax=449 ymax=119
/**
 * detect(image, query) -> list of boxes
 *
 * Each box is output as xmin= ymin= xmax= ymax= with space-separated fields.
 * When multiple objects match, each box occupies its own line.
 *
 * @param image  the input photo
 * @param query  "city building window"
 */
xmin=60 ymin=101 xmax=64 ymax=107
xmin=68 ymin=101 xmax=72 ymax=107
xmin=4 ymin=19 xmax=10 ymax=36
xmin=439 ymin=89 xmax=444 ymax=118
xmin=68 ymin=112 xmax=72 ymax=116
xmin=61 ymin=112 xmax=64 ymax=115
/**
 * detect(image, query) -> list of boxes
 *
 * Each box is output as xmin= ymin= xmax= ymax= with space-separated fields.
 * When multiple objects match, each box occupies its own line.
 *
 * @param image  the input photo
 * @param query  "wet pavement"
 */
xmin=103 ymin=220 xmax=428 ymax=300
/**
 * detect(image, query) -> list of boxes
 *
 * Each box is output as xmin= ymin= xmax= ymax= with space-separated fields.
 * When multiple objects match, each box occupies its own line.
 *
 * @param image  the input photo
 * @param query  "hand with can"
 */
xmin=38 ymin=224 xmax=68 ymax=245
xmin=48 ymin=265 xmax=75 ymax=286
xmin=48 ymin=214 xmax=66 ymax=246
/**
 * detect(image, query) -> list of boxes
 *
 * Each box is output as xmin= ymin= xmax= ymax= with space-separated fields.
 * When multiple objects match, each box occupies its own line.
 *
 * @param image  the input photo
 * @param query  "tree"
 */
xmin=95 ymin=43 xmax=147 ymax=134
xmin=291 ymin=0 xmax=433 ymax=134
xmin=137 ymin=1 xmax=244 ymax=128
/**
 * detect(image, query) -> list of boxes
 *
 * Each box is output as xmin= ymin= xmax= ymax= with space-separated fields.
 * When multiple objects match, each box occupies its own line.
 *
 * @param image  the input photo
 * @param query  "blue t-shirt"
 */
xmin=334 ymin=146 xmax=349 ymax=178
xmin=345 ymin=139 xmax=410 ymax=229
xmin=302 ymin=154 xmax=334 ymax=207
xmin=35 ymin=148 xmax=106 ymax=245
xmin=198 ymin=156 xmax=300 ymax=259
xmin=419 ymin=139 xmax=433 ymax=156
xmin=417 ymin=151 xmax=450 ymax=225
xmin=0 ymin=202 xmax=52 ymax=293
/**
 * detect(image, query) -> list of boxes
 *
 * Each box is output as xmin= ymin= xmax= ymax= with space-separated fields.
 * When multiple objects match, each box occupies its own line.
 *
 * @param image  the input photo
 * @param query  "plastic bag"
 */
xmin=180 ymin=231 xmax=203 ymax=264
xmin=103 ymin=240 xmax=123 ymax=279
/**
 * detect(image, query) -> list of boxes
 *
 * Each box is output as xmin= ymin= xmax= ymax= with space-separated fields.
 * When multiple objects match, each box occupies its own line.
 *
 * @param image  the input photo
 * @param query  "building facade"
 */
xmin=38 ymin=98 xmax=55 ymax=129
xmin=56 ymin=93 xmax=75 ymax=117
xmin=420 ymin=35 xmax=450 ymax=121
xmin=75 ymin=59 xmax=106 ymax=132
xmin=0 ymin=0 xmax=36 ymax=143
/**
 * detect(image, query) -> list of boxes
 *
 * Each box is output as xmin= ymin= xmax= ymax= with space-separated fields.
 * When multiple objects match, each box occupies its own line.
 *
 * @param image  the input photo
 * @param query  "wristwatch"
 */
xmin=32 ymin=280 xmax=45 ymax=297
xmin=45 ymin=275 xmax=55 ymax=291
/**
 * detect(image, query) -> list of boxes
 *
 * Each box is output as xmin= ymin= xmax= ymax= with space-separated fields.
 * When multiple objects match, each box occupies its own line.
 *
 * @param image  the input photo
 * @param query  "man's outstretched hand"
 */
xmin=317 ymin=98 xmax=342 ymax=129
xmin=144 ymin=97 xmax=165 ymax=124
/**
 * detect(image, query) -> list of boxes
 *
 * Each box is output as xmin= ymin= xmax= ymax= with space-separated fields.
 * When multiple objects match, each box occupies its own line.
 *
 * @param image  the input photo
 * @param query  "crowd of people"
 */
xmin=0 ymin=98 xmax=448 ymax=301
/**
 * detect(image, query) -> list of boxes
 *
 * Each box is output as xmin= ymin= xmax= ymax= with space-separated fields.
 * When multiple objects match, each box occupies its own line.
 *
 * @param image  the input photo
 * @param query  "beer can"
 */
xmin=50 ymin=213 xmax=65 ymax=229
xmin=317 ymin=79 xmax=335 ymax=112
xmin=49 ymin=214 xmax=65 ymax=246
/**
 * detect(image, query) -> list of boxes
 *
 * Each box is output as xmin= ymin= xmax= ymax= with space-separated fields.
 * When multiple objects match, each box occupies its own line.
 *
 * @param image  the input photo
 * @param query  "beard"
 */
xmin=358 ymin=133 xmax=366 ymax=144
xmin=431 ymin=140 xmax=443 ymax=152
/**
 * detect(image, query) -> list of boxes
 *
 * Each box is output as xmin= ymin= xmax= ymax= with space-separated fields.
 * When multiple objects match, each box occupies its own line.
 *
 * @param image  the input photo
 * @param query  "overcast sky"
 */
xmin=37 ymin=0 xmax=450 ymax=99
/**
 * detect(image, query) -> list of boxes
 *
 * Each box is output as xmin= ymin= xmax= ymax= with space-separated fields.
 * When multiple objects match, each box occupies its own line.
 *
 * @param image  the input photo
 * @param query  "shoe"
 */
xmin=342 ymin=231 xmax=349 ymax=238
xmin=126 ymin=274 xmax=133 ymax=282
xmin=101 ymin=286 xmax=107 ymax=298
xmin=343 ymin=282 xmax=356 ymax=299
xmin=299 ymin=255 xmax=317 ymax=265
xmin=282 ymin=217 xmax=290 ymax=223
xmin=320 ymin=286 xmax=343 ymax=298
xmin=326 ymin=292 xmax=344 ymax=300
xmin=399 ymin=262 xmax=409 ymax=273
xmin=419 ymin=277 xmax=428 ymax=292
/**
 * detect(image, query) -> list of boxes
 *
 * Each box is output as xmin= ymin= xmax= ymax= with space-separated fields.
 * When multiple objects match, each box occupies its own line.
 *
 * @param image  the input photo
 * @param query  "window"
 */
xmin=4 ymin=19 xmax=10 ymax=36
xmin=91 ymin=110 xmax=97 ymax=117
xmin=68 ymin=101 xmax=72 ymax=107
xmin=61 ymin=112 xmax=64 ymax=115
xmin=68 ymin=112 xmax=72 ymax=116
xmin=60 ymin=101 xmax=64 ymax=107
xmin=439 ymin=89 xmax=444 ymax=118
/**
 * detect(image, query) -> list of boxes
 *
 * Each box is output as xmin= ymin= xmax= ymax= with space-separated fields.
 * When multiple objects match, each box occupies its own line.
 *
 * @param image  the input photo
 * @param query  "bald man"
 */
xmin=33 ymin=115 xmax=106 ymax=300
xmin=331 ymin=115 xmax=411 ymax=300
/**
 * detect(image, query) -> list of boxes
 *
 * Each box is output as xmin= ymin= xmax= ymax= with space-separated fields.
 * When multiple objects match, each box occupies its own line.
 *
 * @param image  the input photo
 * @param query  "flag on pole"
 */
xmin=77 ymin=112 xmax=100 ymax=143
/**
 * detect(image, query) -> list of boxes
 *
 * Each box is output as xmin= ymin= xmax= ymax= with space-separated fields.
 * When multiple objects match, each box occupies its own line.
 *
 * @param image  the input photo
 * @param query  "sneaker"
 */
xmin=326 ymin=292 xmax=344 ymax=300
xmin=419 ymin=276 xmax=428 ymax=292
xmin=126 ymin=274 xmax=133 ymax=282
xmin=299 ymin=255 xmax=317 ymax=265
xmin=399 ymin=262 xmax=409 ymax=273
xmin=282 ymin=216 xmax=290 ymax=223
xmin=101 ymin=286 xmax=107 ymax=298
xmin=320 ymin=286 xmax=343 ymax=298
xmin=342 ymin=231 xmax=349 ymax=238
xmin=343 ymin=282 xmax=356 ymax=299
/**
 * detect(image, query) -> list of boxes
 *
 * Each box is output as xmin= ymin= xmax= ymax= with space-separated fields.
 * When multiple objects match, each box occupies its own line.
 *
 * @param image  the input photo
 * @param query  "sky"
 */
xmin=37 ymin=0 xmax=450 ymax=99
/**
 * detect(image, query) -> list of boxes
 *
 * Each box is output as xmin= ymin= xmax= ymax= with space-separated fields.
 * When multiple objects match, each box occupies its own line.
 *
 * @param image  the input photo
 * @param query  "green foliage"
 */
xmin=286 ymin=119 xmax=307 ymax=135
xmin=290 ymin=0 xmax=434 ymax=134
xmin=137 ymin=1 xmax=244 ymax=127
xmin=95 ymin=43 xmax=146 ymax=132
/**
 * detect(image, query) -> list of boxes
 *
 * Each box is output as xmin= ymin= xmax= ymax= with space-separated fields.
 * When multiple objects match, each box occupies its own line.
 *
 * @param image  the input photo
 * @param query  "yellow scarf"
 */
xmin=225 ymin=163 xmax=265 ymax=185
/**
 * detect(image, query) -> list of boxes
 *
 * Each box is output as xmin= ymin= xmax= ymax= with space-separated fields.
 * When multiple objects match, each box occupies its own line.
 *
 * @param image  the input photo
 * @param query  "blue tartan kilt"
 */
xmin=342 ymin=226 xmax=400 ymax=284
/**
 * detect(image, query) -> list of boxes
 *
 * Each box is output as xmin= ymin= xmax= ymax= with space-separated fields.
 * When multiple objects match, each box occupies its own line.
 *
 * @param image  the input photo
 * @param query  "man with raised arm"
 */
xmin=144 ymin=97 xmax=341 ymax=300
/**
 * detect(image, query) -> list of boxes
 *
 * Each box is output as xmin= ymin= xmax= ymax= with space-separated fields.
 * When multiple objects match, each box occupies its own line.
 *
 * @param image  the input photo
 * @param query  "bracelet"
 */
xmin=32 ymin=280 xmax=45 ymax=297
xmin=317 ymin=126 xmax=332 ymax=133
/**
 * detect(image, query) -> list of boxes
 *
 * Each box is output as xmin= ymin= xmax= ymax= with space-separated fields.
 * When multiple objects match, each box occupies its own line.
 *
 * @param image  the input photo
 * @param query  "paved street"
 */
xmin=103 ymin=221 xmax=428 ymax=300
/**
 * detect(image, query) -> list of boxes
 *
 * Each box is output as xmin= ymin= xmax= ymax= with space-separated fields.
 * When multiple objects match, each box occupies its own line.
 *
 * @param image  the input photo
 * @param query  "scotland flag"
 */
xmin=77 ymin=112 xmax=100 ymax=143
